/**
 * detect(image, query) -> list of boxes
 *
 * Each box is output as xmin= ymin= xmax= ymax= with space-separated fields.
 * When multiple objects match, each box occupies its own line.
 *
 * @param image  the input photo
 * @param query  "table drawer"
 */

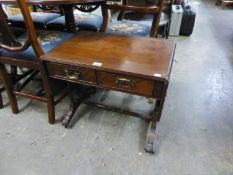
xmin=98 ymin=72 xmax=154 ymax=96
xmin=46 ymin=62 xmax=96 ymax=84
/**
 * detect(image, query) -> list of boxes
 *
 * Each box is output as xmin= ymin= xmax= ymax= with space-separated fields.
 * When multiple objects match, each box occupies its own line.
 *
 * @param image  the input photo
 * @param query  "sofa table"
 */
xmin=40 ymin=31 xmax=176 ymax=153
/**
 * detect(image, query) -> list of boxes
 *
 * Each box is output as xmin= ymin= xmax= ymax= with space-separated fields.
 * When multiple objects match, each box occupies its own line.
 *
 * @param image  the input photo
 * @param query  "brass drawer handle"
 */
xmin=64 ymin=69 xmax=80 ymax=80
xmin=115 ymin=77 xmax=134 ymax=88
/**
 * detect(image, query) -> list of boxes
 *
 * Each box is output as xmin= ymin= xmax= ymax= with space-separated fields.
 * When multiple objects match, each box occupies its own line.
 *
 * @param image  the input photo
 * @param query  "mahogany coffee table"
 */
xmin=40 ymin=31 xmax=176 ymax=153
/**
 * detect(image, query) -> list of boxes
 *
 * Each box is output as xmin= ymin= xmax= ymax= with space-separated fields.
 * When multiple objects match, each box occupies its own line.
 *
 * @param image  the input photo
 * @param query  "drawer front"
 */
xmin=98 ymin=72 xmax=154 ymax=96
xmin=46 ymin=62 xmax=96 ymax=83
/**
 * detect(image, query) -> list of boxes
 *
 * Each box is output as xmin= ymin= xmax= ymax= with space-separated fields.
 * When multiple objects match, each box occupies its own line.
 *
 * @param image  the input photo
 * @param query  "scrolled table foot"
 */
xmin=62 ymin=118 xmax=71 ymax=128
xmin=62 ymin=85 xmax=96 ymax=128
xmin=100 ymin=90 xmax=109 ymax=102
xmin=62 ymin=103 xmax=79 ymax=128
xmin=145 ymin=121 xmax=157 ymax=154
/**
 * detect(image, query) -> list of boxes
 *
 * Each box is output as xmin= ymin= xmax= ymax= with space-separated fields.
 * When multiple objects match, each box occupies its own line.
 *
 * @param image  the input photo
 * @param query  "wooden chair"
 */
xmin=100 ymin=0 xmax=164 ymax=37
xmin=122 ymin=0 xmax=172 ymax=38
xmin=0 ymin=0 xmax=73 ymax=123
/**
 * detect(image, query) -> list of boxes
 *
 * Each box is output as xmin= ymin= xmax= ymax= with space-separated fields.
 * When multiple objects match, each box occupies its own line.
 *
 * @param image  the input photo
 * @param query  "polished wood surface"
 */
xmin=41 ymin=31 xmax=175 ymax=81
xmin=41 ymin=31 xmax=176 ymax=153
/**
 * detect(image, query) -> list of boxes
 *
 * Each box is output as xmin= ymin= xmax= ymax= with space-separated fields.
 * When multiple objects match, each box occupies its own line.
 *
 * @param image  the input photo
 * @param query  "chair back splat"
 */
xmin=0 ymin=1 xmax=43 ymax=56
xmin=0 ymin=5 xmax=22 ymax=48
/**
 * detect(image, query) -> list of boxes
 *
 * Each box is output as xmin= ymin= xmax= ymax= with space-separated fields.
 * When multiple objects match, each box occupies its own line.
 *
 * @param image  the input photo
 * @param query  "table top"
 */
xmin=41 ymin=31 xmax=176 ymax=81
xmin=0 ymin=0 xmax=106 ymax=5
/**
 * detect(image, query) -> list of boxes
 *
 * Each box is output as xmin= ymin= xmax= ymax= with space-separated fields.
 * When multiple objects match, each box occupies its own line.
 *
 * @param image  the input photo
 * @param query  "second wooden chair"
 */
xmin=100 ymin=0 xmax=164 ymax=37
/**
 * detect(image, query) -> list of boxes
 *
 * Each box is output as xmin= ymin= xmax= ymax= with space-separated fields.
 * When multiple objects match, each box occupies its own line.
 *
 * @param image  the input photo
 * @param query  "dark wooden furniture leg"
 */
xmin=0 ymin=64 xmax=18 ymax=113
xmin=62 ymin=5 xmax=76 ymax=32
xmin=145 ymin=121 xmax=157 ymax=153
xmin=216 ymin=0 xmax=221 ymax=5
xmin=145 ymin=82 xmax=168 ymax=153
xmin=62 ymin=97 xmax=78 ymax=128
xmin=39 ymin=61 xmax=55 ymax=124
xmin=62 ymin=84 xmax=96 ymax=128
xmin=0 ymin=87 xmax=3 ymax=108
xmin=117 ymin=0 xmax=127 ymax=21
xmin=99 ymin=3 xmax=109 ymax=32
xmin=150 ymin=13 xmax=160 ymax=38
xmin=62 ymin=84 xmax=78 ymax=127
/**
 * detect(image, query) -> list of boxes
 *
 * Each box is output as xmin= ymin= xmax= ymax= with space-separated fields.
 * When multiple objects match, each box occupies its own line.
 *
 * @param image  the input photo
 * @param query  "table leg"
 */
xmin=145 ymin=82 xmax=168 ymax=154
xmin=62 ymin=98 xmax=79 ymax=128
xmin=0 ymin=88 xmax=3 ymax=108
xmin=117 ymin=0 xmax=127 ymax=21
xmin=62 ymin=5 xmax=76 ymax=32
xmin=62 ymin=84 xmax=96 ymax=128
xmin=145 ymin=120 xmax=157 ymax=154
xmin=215 ymin=0 xmax=221 ymax=5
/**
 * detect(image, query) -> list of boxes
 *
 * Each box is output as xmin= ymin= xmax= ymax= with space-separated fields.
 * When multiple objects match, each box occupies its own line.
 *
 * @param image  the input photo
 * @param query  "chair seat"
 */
xmin=0 ymin=30 xmax=73 ymax=60
xmin=106 ymin=20 xmax=151 ymax=37
xmin=8 ymin=12 xmax=61 ymax=29
xmin=46 ymin=14 xmax=103 ymax=31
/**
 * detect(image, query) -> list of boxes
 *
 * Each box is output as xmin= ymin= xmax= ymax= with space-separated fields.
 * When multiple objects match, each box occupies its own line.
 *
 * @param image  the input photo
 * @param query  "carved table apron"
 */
xmin=40 ymin=31 xmax=176 ymax=154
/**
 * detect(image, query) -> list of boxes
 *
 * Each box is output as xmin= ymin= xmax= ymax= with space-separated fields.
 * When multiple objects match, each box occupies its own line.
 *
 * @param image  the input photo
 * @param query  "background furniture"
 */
xmin=1 ymin=0 xmax=108 ymax=32
xmin=221 ymin=0 xmax=233 ymax=8
xmin=5 ymin=4 xmax=104 ymax=32
xmin=100 ymin=0 xmax=164 ymax=37
xmin=116 ymin=0 xmax=172 ymax=38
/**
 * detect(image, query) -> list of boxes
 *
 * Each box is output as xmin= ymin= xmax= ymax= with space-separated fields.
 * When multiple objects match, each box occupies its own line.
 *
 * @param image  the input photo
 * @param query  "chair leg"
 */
xmin=0 ymin=91 xmax=3 ymax=109
xmin=99 ymin=4 xmax=110 ymax=32
xmin=165 ymin=24 xmax=169 ymax=39
xmin=165 ymin=20 xmax=171 ymax=39
xmin=117 ymin=0 xmax=127 ymax=20
xmin=0 ymin=64 xmax=18 ymax=113
xmin=47 ymin=96 xmax=55 ymax=124
xmin=117 ymin=10 xmax=125 ymax=21
xmin=39 ymin=61 xmax=56 ymax=124
xmin=162 ymin=25 xmax=166 ymax=38
xmin=150 ymin=14 xmax=160 ymax=38
xmin=10 ymin=65 xmax=17 ymax=75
